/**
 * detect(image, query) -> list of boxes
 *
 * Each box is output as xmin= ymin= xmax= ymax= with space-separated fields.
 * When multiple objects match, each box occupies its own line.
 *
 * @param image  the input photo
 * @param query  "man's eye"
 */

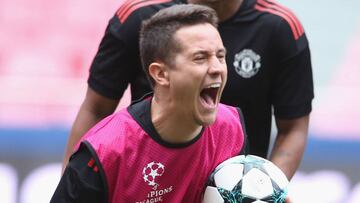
xmin=194 ymin=56 xmax=206 ymax=62
xmin=217 ymin=54 xmax=226 ymax=62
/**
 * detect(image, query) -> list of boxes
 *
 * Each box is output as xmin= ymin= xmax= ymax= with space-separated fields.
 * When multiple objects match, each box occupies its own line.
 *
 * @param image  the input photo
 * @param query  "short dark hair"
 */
xmin=139 ymin=4 xmax=219 ymax=87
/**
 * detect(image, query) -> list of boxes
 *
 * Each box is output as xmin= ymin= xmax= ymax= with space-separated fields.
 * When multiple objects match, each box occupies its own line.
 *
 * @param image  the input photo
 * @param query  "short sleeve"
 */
xmin=88 ymin=15 xmax=142 ymax=100
xmin=271 ymin=18 xmax=314 ymax=119
xmin=87 ymin=2 xmax=180 ymax=101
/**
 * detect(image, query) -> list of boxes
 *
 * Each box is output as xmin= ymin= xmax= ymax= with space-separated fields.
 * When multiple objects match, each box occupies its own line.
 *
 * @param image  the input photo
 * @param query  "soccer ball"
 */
xmin=202 ymin=155 xmax=289 ymax=203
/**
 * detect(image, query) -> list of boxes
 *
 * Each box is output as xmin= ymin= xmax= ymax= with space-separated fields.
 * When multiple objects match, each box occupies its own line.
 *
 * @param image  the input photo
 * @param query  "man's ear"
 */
xmin=149 ymin=62 xmax=169 ymax=86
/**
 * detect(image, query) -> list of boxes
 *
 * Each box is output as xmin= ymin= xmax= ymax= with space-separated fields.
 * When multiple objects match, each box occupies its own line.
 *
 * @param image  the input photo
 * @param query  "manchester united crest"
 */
xmin=233 ymin=49 xmax=261 ymax=78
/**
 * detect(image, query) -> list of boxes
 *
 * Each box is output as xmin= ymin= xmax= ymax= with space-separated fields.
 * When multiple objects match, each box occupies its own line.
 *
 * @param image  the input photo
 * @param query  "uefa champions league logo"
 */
xmin=137 ymin=162 xmax=173 ymax=202
xmin=143 ymin=161 xmax=165 ymax=190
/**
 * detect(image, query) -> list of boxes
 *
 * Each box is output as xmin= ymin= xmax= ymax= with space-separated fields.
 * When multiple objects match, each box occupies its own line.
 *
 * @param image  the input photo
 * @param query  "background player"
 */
xmin=51 ymin=4 xmax=247 ymax=202
xmin=62 ymin=0 xmax=314 ymax=180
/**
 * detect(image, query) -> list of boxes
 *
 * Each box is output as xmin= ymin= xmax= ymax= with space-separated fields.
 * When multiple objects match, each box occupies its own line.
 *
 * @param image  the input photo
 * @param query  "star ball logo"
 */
xmin=143 ymin=161 xmax=165 ymax=190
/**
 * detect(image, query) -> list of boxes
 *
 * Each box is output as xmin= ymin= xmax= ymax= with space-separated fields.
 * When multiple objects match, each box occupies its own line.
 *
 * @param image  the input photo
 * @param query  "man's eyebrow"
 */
xmin=193 ymin=50 xmax=209 ymax=55
xmin=192 ymin=47 xmax=227 ymax=55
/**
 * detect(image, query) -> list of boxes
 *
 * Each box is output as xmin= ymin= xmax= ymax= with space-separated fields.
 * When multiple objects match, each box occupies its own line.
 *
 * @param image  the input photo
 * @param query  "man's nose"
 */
xmin=208 ymin=57 xmax=225 ymax=74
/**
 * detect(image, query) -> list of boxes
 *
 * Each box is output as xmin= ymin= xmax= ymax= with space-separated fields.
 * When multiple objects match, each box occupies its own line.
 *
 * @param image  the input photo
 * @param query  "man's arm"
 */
xmin=61 ymin=87 xmax=119 ymax=172
xmin=270 ymin=115 xmax=309 ymax=180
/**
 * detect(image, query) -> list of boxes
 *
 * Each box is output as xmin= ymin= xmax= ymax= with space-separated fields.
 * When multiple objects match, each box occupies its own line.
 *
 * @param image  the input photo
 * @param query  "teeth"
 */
xmin=208 ymin=83 xmax=221 ymax=88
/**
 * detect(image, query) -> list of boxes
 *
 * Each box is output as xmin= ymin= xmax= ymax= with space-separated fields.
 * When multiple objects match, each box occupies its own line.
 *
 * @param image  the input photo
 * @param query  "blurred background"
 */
xmin=0 ymin=0 xmax=359 ymax=202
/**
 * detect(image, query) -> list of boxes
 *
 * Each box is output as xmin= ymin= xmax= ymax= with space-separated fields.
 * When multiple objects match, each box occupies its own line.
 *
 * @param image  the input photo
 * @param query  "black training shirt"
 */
xmin=87 ymin=0 xmax=314 ymax=157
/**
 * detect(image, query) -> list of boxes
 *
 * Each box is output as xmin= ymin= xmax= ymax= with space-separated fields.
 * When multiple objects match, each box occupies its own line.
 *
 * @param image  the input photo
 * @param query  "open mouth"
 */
xmin=200 ymin=83 xmax=221 ymax=108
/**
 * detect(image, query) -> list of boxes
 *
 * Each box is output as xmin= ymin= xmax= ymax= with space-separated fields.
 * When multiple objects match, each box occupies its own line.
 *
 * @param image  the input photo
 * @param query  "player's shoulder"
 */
xmin=115 ymin=0 xmax=179 ymax=25
xmin=214 ymin=104 xmax=246 ymax=142
xmin=252 ymin=0 xmax=305 ymax=41
xmin=217 ymin=104 xmax=243 ymax=123
xmin=89 ymin=108 xmax=134 ymax=134
xmin=81 ymin=108 xmax=138 ymax=150
xmin=108 ymin=0 xmax=181 ymax=41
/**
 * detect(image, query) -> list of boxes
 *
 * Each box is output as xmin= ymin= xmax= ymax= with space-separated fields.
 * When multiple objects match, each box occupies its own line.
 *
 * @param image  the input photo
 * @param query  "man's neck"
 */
xmin=151 ymin=97 xmax=202 ymax=144
xmin=188 ymin=0 xmax=244 ymax=22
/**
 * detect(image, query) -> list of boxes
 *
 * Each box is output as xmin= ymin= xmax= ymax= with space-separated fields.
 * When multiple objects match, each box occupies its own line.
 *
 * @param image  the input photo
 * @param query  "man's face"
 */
xmin=166 ymin=23 xmax=227 ymax=126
